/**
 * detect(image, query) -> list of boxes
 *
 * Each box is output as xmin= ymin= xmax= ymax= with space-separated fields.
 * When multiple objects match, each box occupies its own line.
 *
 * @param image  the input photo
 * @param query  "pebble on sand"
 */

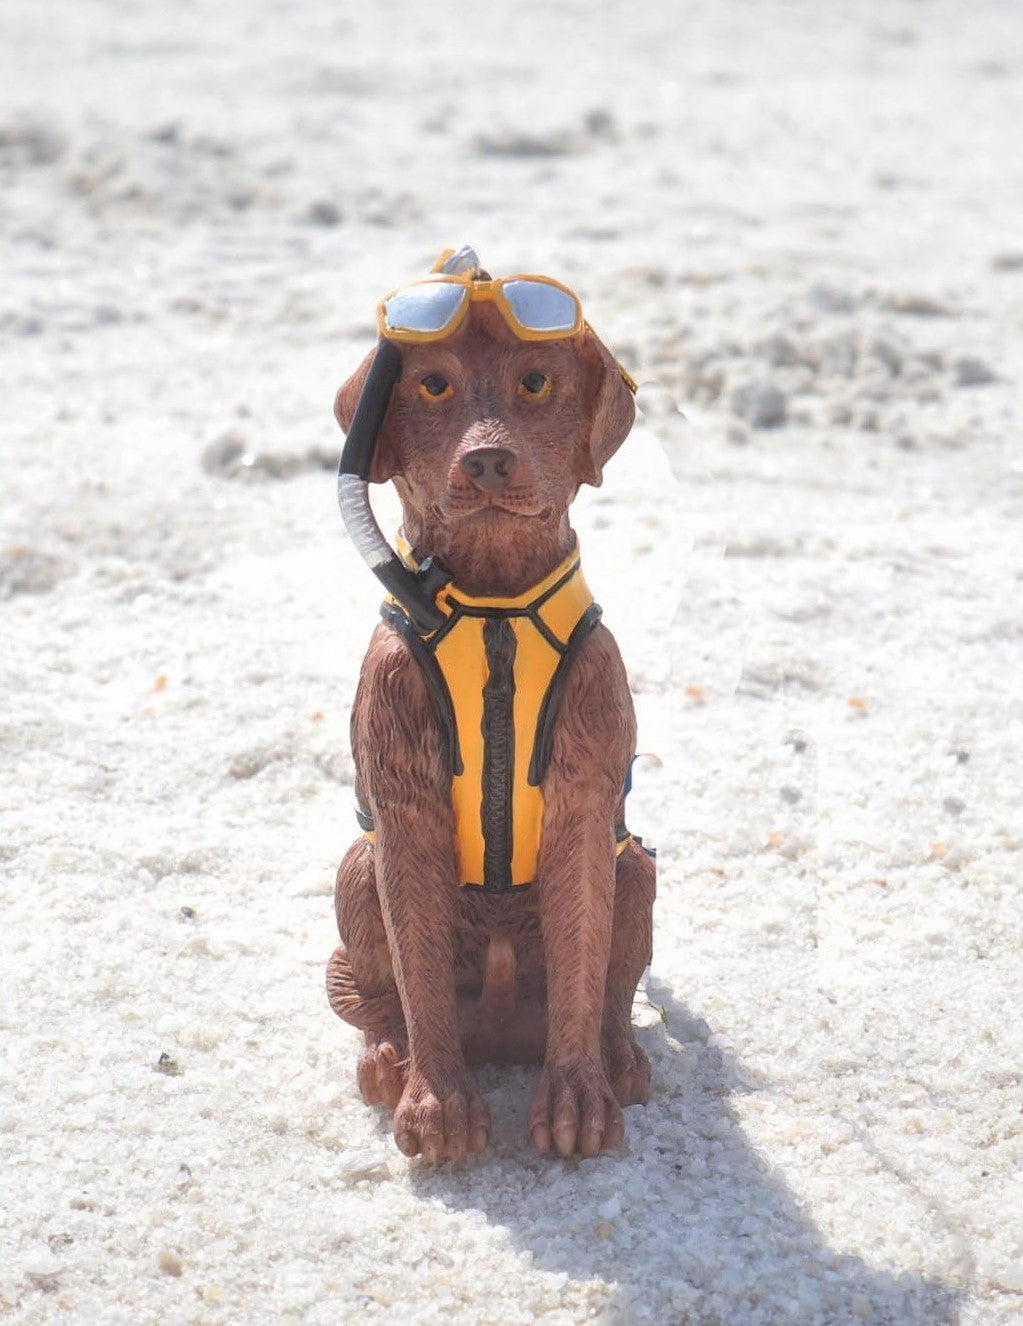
xmin=305 ymin=200 xmax=343 ymax=227
xmin=730 ymin=381 xmax=787 ymax=429
xmin=22 ymin=1246 xmax=64 ymax=1280
xmin=0 ymin=546 xmax=68 ymax=598
xmin=881 ymin=292 xmax=956 ymax=317
xmin=158 ymin=1249 xmax=184 ymax=1277
xmin=952 ymin=355 xmax=996 ymax=386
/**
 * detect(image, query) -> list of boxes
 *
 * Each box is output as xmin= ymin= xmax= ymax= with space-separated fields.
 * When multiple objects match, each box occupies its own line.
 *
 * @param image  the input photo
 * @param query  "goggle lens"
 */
xmin=383 ymin=282 xmax=468 ymax=335
xmin=502 ymin=280 xmax=579 ymax=334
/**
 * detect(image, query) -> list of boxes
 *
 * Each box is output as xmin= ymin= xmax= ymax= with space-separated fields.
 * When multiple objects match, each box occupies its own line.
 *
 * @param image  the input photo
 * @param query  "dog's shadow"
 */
xmin=400 ymin=984 xmax=962 ymax=1325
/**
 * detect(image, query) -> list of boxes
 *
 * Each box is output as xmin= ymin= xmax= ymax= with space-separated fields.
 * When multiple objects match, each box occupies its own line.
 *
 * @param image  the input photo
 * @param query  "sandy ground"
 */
xmin=3 ymin=1 xmax=1023 ymax=1323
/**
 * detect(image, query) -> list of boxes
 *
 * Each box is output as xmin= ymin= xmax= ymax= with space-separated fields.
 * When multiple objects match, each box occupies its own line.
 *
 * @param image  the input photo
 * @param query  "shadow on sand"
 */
xmin=400 ymin=986 xmax=961 ymax=1325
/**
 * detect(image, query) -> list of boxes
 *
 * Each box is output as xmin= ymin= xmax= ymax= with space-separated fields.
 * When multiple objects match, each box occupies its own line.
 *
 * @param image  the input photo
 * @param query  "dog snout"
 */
xmin=459 ymin=446 xmax=518 ymax=492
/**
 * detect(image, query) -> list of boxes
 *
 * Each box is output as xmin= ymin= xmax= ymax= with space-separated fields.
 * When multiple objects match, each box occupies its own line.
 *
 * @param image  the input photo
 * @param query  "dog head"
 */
xmin=334 ymin=289 xmax=634 ymax=543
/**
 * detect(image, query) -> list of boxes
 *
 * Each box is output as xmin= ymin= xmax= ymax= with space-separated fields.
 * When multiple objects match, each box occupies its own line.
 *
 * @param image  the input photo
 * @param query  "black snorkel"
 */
xmin=336 ymin=337 xmax=451 ymax=635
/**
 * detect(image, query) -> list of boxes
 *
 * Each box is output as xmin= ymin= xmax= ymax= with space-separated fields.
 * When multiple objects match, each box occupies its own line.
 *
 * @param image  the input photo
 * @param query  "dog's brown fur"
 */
xmin=326 ymin=299 xmax=655 ymax=1162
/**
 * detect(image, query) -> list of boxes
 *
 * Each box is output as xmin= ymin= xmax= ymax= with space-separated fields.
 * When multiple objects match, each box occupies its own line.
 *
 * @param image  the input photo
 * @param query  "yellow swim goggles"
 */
xmin=378 ymin=260 xmax=584 ymax=344
xmin=376 ymin=247 xmax=636 ymax=394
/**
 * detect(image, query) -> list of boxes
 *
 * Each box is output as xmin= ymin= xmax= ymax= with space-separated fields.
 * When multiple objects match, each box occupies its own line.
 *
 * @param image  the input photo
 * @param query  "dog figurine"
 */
xmin=327 ymin=248 xmax=655 ymax=1162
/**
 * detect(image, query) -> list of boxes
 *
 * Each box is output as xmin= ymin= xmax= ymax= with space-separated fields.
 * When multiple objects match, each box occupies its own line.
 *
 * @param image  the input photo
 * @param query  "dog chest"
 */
xmin=369 ymin=550 xmax=606 ymax=891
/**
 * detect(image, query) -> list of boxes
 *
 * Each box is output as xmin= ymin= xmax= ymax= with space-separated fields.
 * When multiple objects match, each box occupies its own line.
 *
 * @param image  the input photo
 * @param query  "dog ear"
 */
xmin=333 ymin=347 xmax=401 ymax=484
xmin=577 ymin=330 xmax=636 ymax=487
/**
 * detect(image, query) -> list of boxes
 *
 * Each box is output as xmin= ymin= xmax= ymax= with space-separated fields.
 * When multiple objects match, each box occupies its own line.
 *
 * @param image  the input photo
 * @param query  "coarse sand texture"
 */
xmin=2 ymin=2 xmax=1022 ymax=1323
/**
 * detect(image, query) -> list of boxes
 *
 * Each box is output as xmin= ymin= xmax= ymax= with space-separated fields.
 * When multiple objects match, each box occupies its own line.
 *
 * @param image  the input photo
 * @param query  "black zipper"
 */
xmin=480 ymin=617 xmax=517 ymax=891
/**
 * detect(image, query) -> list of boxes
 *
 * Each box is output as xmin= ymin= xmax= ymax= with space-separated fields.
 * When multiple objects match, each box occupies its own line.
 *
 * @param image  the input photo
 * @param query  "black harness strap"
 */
xmin=380 ymin=601 xmax=463 ymax=776
xmin=528 ymin=601 xmax=603 ymax=786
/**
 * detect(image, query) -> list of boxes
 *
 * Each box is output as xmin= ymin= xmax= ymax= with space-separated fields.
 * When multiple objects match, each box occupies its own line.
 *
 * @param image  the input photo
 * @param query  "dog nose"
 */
xmin=459 ymin=446 xmax=517 ymax=492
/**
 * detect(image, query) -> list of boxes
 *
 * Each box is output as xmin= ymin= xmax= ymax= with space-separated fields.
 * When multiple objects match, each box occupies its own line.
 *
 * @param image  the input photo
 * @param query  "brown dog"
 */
xmin=327 ymin=263 xmax=655 ymax=1162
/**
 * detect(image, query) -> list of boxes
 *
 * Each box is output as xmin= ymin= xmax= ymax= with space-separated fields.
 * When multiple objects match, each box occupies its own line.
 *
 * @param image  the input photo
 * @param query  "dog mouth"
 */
xmin=469 ymin=505 xmax=553 ymax=524
xmin=439 ymin=494 xmax=552 ymax=521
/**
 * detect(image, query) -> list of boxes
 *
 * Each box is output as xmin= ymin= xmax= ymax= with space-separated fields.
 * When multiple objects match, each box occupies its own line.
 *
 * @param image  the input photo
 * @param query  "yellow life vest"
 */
xmin=358 ymin=543 xmax=630 ymax=891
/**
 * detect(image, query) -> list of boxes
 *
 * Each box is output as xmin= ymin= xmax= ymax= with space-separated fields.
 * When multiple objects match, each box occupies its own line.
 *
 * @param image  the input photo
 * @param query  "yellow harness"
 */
xmin=358 ymin=544 xmax=630 ymax=891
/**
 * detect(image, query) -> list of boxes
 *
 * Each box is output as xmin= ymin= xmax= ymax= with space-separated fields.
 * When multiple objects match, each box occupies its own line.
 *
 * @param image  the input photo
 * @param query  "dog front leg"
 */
xmin=372 ymin=812 xmax=491 ymax=1162
xmin=527 ymin=625 xmax=634 ymax=1159
xmin=529 ymin=804 xmax=624 ymax=1158
xmin=353 ymin=627 xmax=490 ymax=1163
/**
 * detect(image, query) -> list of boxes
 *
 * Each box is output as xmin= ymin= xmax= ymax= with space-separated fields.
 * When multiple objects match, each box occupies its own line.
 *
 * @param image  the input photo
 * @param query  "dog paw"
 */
xmin=528 ymin=1058 xmax=625 ymax=1159
xmin=357 ymin=1037 xmax=408 ymax=1110
xmin=602 ymin=1028 xmax=651 ymax=1107
xmin=393 ymin=1068 xmax=491 ymax=1163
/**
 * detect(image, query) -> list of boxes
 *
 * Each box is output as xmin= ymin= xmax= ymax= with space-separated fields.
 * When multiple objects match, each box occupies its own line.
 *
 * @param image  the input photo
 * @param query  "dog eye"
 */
xmin=518 ymin=371 xmax=552 ymax=400
xmin=418 ymin=373 xmax=452 ymax=401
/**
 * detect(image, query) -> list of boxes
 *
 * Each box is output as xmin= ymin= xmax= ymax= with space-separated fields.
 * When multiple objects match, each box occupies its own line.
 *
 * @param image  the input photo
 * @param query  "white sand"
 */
xmin=3 ymin=1 xmax=1022 ymax=1322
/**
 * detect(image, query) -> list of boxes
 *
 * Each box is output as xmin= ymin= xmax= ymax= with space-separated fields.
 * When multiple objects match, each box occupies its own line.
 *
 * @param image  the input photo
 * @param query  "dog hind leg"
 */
xmin=602 ymin=839 xmax=656 ymax=1106
xmin=326 ymin=837 xmax=408 ymax=1109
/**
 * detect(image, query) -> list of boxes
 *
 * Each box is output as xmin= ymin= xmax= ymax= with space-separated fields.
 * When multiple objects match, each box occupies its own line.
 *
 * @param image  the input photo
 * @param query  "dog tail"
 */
xmin=481 ymin=934 xmax=516 ymax=1025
